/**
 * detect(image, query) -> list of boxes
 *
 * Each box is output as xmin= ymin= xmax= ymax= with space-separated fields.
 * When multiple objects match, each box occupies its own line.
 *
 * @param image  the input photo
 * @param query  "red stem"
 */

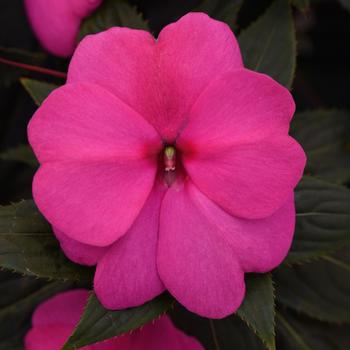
xmin=0 ymin=57 xmax=67 ymax=79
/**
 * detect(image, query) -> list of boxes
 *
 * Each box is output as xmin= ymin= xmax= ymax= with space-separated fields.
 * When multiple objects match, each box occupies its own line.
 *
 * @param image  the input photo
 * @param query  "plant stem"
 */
xmin=0 ymin=57 xmax=67 ymax=79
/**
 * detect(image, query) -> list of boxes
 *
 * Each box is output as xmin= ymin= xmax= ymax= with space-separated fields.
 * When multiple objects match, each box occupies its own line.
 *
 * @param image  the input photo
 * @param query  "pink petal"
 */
xmin=24 ymin=0 xmax=102 ymax=57
xmin=157 ymin=181 xmax=245 ymax=318
xmin=158 ymin=183 xmax=296 ymax=318
xmin=33 ymin=159 xmax=157 ymax=247
xmin=67 ymin=26 xmax=157 ymax=127
xmin=25 ymin=325 xmax=73 ymax=350
xmin=53 ymin=228 xmax=107 ymax=266
xmin=182 ymin=136 xmax=305 ymax=219
xmin=28 ymin=83 xmax=162 ymax=164
xmin=124 ymin=316 xmax=204 ymax=350
xmin=68 ymin=13 xmax=242 ymax=141
xmin=94 ymin=182 xmax=166 ymax=309
xmin=32 ymin=289 xmax=88 ymax=327
xmin=155 ymin=12 xmax=243 ymax=141
xmin=178 ymin=70 xmax=295 ymax=152
xmin=234 ymin=196 xmax=296 ymax=273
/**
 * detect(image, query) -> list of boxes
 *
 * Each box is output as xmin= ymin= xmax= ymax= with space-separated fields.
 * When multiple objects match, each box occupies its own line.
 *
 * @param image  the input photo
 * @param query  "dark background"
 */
xmin=1 ymin=0 xmax=350 ymax=205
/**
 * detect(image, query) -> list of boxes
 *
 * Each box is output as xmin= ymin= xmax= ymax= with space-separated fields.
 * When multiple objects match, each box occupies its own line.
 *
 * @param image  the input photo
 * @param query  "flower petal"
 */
xmin=33 ymin=159 xmax=157 ymax=246
xmin=24 ymin=0 xmax=102 ymax=57
xmin=25 ymin=325 xmax=73 ymax=350
xmin=182 ymin=136 xmax=305 ymax=219
xmin=68 ymin=13 xmax=242 ymax=141
xmin=28 ymin=83 xmax=162 ymax=164
xmin=53 ymin=228 xmax=107 ymax=266
xmin=178 ymin=70 xmax=295 ymax=151
xmin=94 ymin=182 xmax=166 ymax=309
xmin=126 ymin=316 xmax=204 ymax=350
xmin=234 ymin=196 xmax=295 ymax=273
xmin=157 ymin=181 xmax=245 ymax=318
xmin=153 ymin=12 xmax=243 ymax=141
xmin=67 ymin=26 xmax=157 ymax=127
xmin=158 ymin=183 xmax=295 ymax=318
xmin=32 ymin=289 xmax=88 ymax=327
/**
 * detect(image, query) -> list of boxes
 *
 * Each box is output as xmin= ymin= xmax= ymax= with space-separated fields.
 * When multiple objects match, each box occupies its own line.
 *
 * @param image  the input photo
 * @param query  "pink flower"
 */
xmin=24 ymin=0 xmax=103 ymax=57
xmin=28 ymin=13 xmax=306 ymax=318
xmin=25 ymin=289 xmax=203 ymax=350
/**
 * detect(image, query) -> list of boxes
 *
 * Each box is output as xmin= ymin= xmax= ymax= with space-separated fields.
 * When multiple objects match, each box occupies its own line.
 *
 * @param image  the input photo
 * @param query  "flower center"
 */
xmin=164 ymin=145 xmax=176 ymax=172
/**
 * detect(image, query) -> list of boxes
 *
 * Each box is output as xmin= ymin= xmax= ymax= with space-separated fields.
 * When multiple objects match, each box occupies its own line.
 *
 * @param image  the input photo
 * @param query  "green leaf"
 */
xmin=290 ymin=109 xmax=350 ymax=185
xmin=0 ymin=46 xmax=46 ymax=86
xmin=0 ymin=200 xmax=94 ymax=281
xmin=62 ymin=292 xmax=174 ymax=350
xmin=291 ymin=0 xmax=310 ymax=10
xmin=79 ymin=0 xmax=150 ymax=40
xmin=237 ymin=274 xmax=276 ymax=350
xmin=238 ymin=0 xmax=296 ymax=88
xmin=20 ymin=78 xmax=59 ymax=106
xmin=0 ymin=145 xmax=38 ymax=167
xmin=194 ymin=0 xmax=243 ymax=30
xmin=171 ymin=305 xmax=265 ymax=350
xmin=276 ymin=311 xmax=312 ymax=350
xmin=275 ymin=251 xmax=350 ymax=323
xmin=0 ymin=271 xmax=73 ymax=350
xmin=276 ymin=309 xmax=350 ymax=350
xmin=286 ymin=176 xmax=350 ymax=264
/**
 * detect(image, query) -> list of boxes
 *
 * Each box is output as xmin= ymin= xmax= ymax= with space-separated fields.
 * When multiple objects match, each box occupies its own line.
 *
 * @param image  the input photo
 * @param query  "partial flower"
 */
xmin=28 ymin=13 xmax=306 ymax=318
xmin=24 ymin=0 xmax=103 ymax=57
xmin=25 ymin=289 xmax=203 ymax=350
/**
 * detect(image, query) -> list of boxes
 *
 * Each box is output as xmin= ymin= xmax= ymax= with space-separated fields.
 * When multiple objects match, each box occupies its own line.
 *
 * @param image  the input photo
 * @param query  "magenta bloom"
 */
xmin=25 ymin=290 xmax=203 ymax=350
xmin=24 ymin=0 xmax=103 ymax=57
xmin=28 ymin=13 xmax=306 ymax=318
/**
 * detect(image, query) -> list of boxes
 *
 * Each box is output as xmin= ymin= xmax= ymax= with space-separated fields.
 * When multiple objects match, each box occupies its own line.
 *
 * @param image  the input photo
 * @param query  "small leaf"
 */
xmin=62 ymin=292 xmax=174 ymax=350
xmin=291 ymin=0 xmax=310 ymax=10
xmin=275 ymin=251 xmax=350 ymax=323
xmin=286 ymin=176 xmax=350 ymax=264
xmin=0 ymin=145 xmax=38 ymax=167
xmin=194 ymin=0 xmax=243 ymax=30
xmin=20 ymin=78 xmax=59 ymax=106
xmin=238 ymin=0 xmax=296 ymax=88
xmin=0 ymin=200 xmax=93 ymax=281
xmin=79 ymin=0 xmax=150 ymax=40
xmin=237 ymin=274 xmax=276 ymax=350
xmin=290 ymin=109 xmax=350 ymax=185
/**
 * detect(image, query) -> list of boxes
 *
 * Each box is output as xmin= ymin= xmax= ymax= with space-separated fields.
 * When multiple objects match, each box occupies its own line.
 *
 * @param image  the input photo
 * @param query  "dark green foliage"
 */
xmin=193 ymin=0 xmax=243 ymax=30
xmin=0 ymin=271 xmax=73 ymax=350
xmin=238 ymin=0 xmax=296 ymax=88
xmin=237 ymin=274 xmax=276 ymax=350
xmin=291 ymin=110 xmax=350 ymax=185
xmin=20 ymin=78 xmax=59 ymax=106
xmin=0 ymin=47 xmax=46 ymax=86
xmin=276 ymin=253 xmax=350 ymax=323
xmin=0 ymin=200 xmax=94 ymax=281
xmin=0 ymin=1 xmax=349 ymax=349
xmin=286 ymin=177 xmax=350 ymax=264
xmin=79 ymin=0 xmax=150 ymax=40
xmin=62 ymin=293 xmax=174 ymax=350
xmin=0 ymin=145 xmax=37 ymax=167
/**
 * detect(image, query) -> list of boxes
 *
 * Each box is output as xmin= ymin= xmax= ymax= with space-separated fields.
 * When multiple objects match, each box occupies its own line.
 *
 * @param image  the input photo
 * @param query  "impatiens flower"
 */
xmin=24 ymin=0 xmax=103 ymax=57
xmin=28 ymin=13 xmax=306 ymax=318
xmin=25 ymin=289 xmax=203 ymax=350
